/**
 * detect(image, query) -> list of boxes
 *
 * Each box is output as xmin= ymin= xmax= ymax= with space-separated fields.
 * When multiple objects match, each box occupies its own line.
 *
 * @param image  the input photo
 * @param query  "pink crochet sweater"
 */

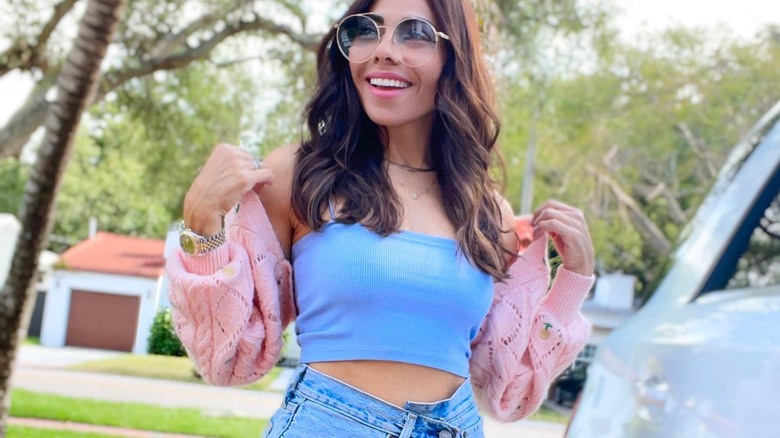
xmin=166 ymin=191 xmax=594 ymax=421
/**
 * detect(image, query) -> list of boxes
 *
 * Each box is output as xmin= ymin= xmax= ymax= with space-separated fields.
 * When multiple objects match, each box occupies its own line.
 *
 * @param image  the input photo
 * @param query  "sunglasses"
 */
xmin=335 ymin=14 xmax=450 ymax=68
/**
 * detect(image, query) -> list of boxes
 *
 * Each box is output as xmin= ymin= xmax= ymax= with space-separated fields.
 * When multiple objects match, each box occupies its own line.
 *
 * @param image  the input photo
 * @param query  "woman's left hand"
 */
xmin=532 ymin=200 xmax=595 ymax=277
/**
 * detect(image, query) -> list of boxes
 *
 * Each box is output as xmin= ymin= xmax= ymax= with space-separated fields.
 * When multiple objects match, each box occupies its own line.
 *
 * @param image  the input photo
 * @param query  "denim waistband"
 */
xmin=286 ymin=364 xmax=482 ymax=438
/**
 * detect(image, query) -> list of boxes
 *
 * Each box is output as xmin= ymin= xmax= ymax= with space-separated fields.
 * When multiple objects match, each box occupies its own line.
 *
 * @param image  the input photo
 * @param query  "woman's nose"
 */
xmin=372 ymin=29 xmax=398 ymax=64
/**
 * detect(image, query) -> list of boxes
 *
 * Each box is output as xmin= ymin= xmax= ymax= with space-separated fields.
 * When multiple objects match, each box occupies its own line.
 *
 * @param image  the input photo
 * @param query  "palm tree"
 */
xmin=0 ymin=0 xmax=127 ymax=433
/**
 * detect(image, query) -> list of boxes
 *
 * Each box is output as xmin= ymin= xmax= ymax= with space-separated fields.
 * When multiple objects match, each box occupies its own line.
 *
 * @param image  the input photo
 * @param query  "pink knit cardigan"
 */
xmin=166 ymin=191 xmax=593 ymax=422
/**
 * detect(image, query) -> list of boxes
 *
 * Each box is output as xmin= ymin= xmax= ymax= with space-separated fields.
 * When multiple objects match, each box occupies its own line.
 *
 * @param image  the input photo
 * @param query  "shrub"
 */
xmin=147 ymin=308 xmax=186 ymax=357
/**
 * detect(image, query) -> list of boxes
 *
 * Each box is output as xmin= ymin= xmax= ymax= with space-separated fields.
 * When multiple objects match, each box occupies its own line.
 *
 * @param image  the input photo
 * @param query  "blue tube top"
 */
xmin=291 ymin=220 xmax=494 ymax=377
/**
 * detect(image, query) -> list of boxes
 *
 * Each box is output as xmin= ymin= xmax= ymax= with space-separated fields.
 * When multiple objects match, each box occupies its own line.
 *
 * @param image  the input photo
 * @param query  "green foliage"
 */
xmin=53 ymin=61 xmax=253 ymax=242
xmin=498 ymin=25 xmax=780 ymax=297
xmin=147 ymin=309 xmax=186 ymax=357
xmin=0 ymin=158 xmax=28 ymax=216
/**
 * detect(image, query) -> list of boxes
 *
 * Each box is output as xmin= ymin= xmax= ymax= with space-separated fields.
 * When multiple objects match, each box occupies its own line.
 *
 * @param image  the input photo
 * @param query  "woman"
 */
xmin=167 ymin=0 xmax=595 ymax=436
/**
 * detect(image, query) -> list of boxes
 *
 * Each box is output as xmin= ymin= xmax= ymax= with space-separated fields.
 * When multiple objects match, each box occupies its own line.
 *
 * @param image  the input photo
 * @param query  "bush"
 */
xmin=147 ymin=309 xmax=186 ymax=357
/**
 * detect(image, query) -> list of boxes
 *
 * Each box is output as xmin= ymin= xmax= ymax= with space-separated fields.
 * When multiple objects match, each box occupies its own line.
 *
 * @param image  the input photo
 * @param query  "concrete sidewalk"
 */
xmin=15 ymin=345 xmax=566 ymax=437
xmin=18 ymin=344 xmax=122 ymax=368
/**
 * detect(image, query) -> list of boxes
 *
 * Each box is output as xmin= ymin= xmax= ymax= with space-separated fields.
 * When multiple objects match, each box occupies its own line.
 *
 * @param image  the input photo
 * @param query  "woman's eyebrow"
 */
xmin=365 ymin=13 xmax=384 ymax=24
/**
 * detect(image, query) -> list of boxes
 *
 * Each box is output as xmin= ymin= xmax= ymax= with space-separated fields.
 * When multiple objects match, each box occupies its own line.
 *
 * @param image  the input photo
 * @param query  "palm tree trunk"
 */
xmin=0 ymin=0 xmax=126 ymax=434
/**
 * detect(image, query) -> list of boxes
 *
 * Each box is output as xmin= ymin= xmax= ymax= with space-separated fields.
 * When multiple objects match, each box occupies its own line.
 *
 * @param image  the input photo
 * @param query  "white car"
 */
xmin=567 ymin=102 xmax=780 ymax=438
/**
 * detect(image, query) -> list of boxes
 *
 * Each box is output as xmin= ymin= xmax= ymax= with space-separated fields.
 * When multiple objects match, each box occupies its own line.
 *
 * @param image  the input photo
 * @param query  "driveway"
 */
xmin=15 ymin=346 xmax=566 ymax=437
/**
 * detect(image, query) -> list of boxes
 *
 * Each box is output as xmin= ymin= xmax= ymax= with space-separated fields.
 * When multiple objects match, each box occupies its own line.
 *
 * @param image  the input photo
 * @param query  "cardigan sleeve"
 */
xmin=165 ymin=191 xmax=295 ymax=386
xmin=469 ymin=234 xmax=594 ymax=421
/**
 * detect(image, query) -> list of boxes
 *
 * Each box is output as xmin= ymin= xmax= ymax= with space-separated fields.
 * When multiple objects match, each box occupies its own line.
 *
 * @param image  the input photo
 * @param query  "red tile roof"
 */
xmin=60 ymin=232 xmax=166 ymax=279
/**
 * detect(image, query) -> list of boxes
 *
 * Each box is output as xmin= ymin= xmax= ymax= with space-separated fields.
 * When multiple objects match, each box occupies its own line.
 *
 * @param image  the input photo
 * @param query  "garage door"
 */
xmin=65 ymin=290 xmax=140 ymax=352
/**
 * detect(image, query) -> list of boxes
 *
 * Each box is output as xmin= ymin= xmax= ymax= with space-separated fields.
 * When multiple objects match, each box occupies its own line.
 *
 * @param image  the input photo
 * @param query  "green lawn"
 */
xmin=57 ymin=353 xmax=567 ymax=426
xmin=530 ymin=406 xmax=568 ymax=424
xmin=10 ymin=390 xmax=266 ymax=438
xmin=8 ymin=426 xmax=117 ymax=438
xmin=69 ymin=353 xmax=283 ymax=391
xmin=22 ymin=337 xmax=40 ymax=346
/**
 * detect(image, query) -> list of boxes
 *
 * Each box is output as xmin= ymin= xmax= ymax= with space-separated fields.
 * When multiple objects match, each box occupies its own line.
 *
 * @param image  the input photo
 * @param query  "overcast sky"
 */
xmin=616 ymin=0 xmax=776 ymax=40
xmin=1 ymin=1 xmax=778 ymax=127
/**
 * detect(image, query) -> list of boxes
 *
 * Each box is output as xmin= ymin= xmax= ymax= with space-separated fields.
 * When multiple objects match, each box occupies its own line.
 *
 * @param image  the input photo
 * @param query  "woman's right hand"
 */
xmin=183 ymin=143 xmax=275 ymax=236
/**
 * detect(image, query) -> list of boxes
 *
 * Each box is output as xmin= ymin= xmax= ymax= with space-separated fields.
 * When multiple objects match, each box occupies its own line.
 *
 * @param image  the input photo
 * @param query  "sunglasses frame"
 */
xmin=334 ymin=13 xmax=450 ymax=67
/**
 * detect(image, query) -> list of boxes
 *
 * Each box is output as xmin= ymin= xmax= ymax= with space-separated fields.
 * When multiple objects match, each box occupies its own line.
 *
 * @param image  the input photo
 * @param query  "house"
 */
xmin=0 ymin=213 xmax=21 ymax=287
xmin=40 ymin=232 xmax=166 ymax=354
xmin=1 ymin=213 xmax=58 ymax=339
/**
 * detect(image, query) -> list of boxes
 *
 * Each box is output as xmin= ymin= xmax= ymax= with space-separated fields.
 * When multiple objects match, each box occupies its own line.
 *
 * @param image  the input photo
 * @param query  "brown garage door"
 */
xmin=65 ymin=290 xmax=140 ymax=352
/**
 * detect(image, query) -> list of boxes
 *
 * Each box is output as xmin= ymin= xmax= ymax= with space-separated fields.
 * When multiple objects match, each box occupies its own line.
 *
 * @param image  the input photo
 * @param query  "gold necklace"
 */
xmin=399 ymin=177 xmax=437 ymax=200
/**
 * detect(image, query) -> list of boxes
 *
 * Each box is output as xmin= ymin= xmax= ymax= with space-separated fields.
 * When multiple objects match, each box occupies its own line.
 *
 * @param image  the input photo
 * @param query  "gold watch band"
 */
xmin=179 ymin=217 xmax=226 ymax=256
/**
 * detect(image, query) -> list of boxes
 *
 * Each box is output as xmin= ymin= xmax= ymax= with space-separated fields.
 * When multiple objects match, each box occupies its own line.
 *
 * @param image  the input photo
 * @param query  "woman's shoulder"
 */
xmin=255 ymin=143 xmax=300 ymax=259
xmin=493 ymin=190 xmax=521 ymax=261
xmin=259 ymin=143 xmax=299 ymax=193
xmin=264 ymin=143 xmax=300 ymax=172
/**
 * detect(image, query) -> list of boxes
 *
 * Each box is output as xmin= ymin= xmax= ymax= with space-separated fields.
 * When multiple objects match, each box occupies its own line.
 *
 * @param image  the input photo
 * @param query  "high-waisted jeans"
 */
xmin=262 ymin=364 xmax=485 ymax=438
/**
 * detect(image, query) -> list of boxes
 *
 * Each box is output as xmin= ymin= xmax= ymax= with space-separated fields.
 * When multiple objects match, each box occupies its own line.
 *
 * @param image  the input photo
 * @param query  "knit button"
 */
xmin=438 ymin=431 xmax=453 ymax=438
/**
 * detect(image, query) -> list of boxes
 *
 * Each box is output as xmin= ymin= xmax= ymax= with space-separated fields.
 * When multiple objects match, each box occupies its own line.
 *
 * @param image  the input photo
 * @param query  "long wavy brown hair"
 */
xmin=292 ymin=0 xmax=510 ymax=280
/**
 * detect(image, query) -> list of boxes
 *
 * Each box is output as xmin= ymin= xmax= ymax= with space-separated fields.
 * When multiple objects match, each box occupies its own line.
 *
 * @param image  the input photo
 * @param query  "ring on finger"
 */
xmin=252 ymin=157 xmax=264 ymax=170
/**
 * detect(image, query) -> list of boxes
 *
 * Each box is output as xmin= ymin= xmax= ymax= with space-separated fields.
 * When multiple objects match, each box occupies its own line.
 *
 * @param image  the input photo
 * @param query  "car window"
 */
xmin=726 ymin=190 xmax=780 ymax=290
xmin=697 ymin=176 xmax=780 ymax=296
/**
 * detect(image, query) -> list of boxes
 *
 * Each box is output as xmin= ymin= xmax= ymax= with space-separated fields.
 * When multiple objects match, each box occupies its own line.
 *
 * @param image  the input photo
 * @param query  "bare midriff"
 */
xmin=308 ymin=360 xmax=466 ymax=408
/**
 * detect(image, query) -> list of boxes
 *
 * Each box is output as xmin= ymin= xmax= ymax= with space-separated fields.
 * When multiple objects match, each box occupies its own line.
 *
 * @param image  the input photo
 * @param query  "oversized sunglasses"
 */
xmin=335 ymin=14 xmax=450 ymax=68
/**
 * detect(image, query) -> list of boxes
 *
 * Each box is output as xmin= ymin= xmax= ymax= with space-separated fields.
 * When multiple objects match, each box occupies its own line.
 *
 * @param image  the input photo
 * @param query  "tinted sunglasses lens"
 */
xmin=395 ymin=19 xmax=438 ymax=67
xmin=337 ymin=15 xmax=379 ymax=63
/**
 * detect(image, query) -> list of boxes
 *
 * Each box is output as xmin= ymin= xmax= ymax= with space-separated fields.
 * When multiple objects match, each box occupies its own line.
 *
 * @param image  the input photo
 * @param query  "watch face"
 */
xmin=180 ymin=233 xmax=198 ymax=254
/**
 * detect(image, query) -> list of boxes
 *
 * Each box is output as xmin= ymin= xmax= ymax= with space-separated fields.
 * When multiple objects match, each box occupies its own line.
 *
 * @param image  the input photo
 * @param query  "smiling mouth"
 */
xmin=369 ymin=78 xmax=412 ymax=90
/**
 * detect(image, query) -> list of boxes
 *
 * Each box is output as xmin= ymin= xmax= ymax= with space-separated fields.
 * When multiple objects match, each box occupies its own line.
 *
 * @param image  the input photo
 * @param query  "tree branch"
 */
xmin=0 ymin=0 xmax=80 ymax=77
xmin=147 ymin=0 xmax=255 ymax=58
xmin=634 ymin=180 xmax=688 ymax=225
xmin=101 ymin=13 xmax=320 ymax=95
xmin=675 ymin=122 xmax=718 ymax=180
xmin=0 ymin=12 xmax=322 ymax=159
xmin=587 ymin=165 xmax=673 ymax=255
xmin=0 ymin=69 xmax=60 ymax=159
xmin=208 ymin=55 xmax=267 ymax=68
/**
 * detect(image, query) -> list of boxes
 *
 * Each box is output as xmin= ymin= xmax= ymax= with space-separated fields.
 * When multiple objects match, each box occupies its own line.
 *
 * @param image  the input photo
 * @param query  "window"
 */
xmin=726 ymin=191 xmax=780 ymax=289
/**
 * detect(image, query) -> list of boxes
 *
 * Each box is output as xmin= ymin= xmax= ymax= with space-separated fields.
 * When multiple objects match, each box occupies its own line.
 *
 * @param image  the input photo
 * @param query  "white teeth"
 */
xmin=369 ymin=78 xmax=411 ymax=88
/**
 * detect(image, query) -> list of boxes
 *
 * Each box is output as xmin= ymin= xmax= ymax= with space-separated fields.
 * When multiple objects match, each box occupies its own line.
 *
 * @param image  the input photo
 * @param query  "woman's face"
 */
xmin=348 ymin=0 xmax=446 ymax=130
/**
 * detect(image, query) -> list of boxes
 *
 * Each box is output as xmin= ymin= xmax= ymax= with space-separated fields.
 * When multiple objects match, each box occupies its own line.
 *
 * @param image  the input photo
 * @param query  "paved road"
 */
xmin=15 ymin=346 xmax=565 ymax=437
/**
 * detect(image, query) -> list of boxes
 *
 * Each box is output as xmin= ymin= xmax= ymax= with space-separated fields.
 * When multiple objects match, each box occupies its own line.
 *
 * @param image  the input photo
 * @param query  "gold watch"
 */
xmin=179 ymin=219 xmax=226 ymax=256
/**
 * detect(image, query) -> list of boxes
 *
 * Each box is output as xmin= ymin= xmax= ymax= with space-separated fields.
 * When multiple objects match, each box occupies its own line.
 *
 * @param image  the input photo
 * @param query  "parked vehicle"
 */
xmin=553 ymin=363 xmax=588 ymax=407
xmin=566 ymin=102 xmax=780 ymax=437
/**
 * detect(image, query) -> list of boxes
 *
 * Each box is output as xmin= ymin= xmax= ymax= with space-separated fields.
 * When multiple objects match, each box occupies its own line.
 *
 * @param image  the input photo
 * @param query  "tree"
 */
xmin=50 ymin=62 xmax=255 ymax=244
xmin=0 ymin=0 xmax=327 ymax=160
xmin=498 ymin=25 xmax=780 ymax=298
xmin=0 ymin=0 xmax=126 ymax=433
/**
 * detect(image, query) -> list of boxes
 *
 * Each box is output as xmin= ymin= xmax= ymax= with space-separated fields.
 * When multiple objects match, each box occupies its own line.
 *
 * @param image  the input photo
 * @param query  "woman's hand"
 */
xmin=532 ymin=200 xmax=595 ymax=276
xmin=183 ymin=144 xmax=275 ymax=236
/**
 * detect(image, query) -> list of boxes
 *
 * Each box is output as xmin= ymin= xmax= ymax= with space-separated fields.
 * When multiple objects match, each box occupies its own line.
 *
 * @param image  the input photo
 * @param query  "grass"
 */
xmin=69 ymin=353 xmax=283 ymax=391
xmin=62 ymin=353 xmax=566 ymax=426
xmin=8 ymin=426 xmax=117 ymax=438
xmin=10 ymin=389 xmax=265 ymax=438
xmin=22 ymin=337 xmax=40 ymax=346
xmin=530 ymin=405 xmax=569 ymax=424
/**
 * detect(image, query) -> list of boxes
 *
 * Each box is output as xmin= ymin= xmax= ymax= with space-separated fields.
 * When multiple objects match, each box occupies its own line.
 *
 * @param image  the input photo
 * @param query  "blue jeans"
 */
xmin=262 ymin=364 xmax=485 ymax=438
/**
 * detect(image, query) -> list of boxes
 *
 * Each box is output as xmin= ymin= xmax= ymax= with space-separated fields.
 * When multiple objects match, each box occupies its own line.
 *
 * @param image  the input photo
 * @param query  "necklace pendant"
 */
xmin=410 ymin=192 xmax=420 ymax=200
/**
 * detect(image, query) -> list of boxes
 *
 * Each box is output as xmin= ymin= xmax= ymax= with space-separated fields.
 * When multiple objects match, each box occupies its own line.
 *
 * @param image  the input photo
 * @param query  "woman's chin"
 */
xmin=364 ymin=109 xmax=431 ymax=129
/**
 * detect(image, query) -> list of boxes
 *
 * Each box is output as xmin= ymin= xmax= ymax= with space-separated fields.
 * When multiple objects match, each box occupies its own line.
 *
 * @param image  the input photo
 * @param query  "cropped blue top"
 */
xmin=291 ymin=206 xmax=494 ymax=378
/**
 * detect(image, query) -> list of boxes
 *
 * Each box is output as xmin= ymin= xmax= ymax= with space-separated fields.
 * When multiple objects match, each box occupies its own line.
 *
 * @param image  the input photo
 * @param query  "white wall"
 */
xmin=40 ymin=270 xmax=160 ymax=354
xmin=0 ymin=214 xmax=21 ymax=287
